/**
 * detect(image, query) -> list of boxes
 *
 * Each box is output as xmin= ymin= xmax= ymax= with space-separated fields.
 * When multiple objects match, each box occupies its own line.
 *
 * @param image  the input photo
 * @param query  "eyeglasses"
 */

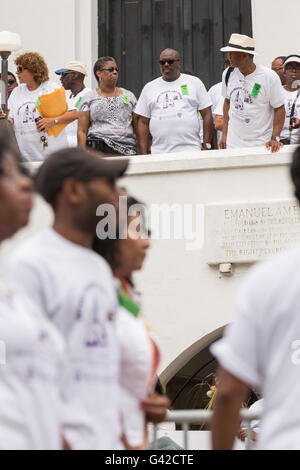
xmin=61 ymin=71 xmax=74 ymax=78
xmin=16 ymin=66 xmax=26 ymax=73
xmin=8 ymin=79 xmax=16 ymax=85
xmin=285 ymin=64 xmax=300 ymax=71
xmin=159 ymin=59 xmax=180 ymax=66
xmin=100 ymin=67 xmax=119 ymax=73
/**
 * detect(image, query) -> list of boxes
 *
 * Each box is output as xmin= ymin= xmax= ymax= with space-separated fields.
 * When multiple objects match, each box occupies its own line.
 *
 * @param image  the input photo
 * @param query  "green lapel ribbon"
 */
xmin=251 ymin=83 xmax=262 ymax=98
xmin=122 ymin=94 xmax=130 ymax=105
xmin=118 ymin=289 xmax=140 ymax=318
xmin=75 ymin=96 xmax=83 ymax=109
xmin=35 ymin=97 xmax=41 ymax=107
xmin=181 ymin=84 xmax=189 ymax=96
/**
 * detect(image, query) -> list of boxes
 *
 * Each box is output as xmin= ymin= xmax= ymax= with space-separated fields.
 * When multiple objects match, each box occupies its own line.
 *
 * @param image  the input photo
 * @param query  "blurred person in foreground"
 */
xmin=11 ymin=148 xmax=128 ymax=449
xmin=211 ymin=146 xmax=300 ymax=450
xmin=93 ymin=193 xmax=169 ymax=449
xmin=0 ymin=138 xmax=64 ymax=450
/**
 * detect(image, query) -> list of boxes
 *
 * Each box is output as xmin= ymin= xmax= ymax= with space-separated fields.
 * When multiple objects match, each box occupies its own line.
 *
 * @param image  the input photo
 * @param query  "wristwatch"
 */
xmin=203 ymin=143 xmax=212 ymax=150
xmin=271 ymin=136 xmax=280 ymax=142
xmin=54 ymin=118 xmax=59 ymax=125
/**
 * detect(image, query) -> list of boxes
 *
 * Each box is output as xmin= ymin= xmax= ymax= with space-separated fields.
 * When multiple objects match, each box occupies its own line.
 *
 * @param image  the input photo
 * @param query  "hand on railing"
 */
xmin=142 ymin=393 xmax=170 ymax=424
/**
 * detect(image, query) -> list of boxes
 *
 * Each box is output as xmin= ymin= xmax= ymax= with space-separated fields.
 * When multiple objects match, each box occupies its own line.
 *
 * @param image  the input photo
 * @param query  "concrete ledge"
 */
xmin=24 ymin=145 xmax=296 ymax=176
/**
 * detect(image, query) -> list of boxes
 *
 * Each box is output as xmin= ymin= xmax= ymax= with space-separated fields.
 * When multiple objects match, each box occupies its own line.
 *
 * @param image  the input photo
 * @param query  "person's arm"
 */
xmin=36 ymin=110 xmax=78 ymax=132
xmin=219 ymin=99 xmax=230 ymax=149
xmin=137 ymin=116 xmax=151 ymax=155
xmin=200 ymin=106 xmax=213 ymax=150
xmin=215 ymin=115 xmax=224 ymax=132
xmin=266 ymin=105 xmax=286 ymax=153
xmin=211 ymin=367 xmax=250 ymax=450
xmin=77 ymin=111 xmax=90 ymax=148
xmin=142 ymin=393 xmax=170 ymax=424
xmin=132 ymin=112 xmax=138 ymax=136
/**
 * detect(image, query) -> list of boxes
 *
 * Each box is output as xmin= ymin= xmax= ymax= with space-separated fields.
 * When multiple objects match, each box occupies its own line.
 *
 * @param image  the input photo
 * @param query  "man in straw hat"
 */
xmin=219 ymin=34 xmax=285 ymax=153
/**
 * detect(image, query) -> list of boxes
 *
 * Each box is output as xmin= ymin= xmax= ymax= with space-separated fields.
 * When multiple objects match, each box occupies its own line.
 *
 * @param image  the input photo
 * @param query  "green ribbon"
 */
xmin=122 ymin=94 xmax=130 ymax=105
xmin=181 ymin=84 xmax=189 ymax=96
xmin=118 ymin=289 xmax=140 ymax=318
xmin=251 ymin=83 xmax=261 ymax=98
xmin=35 ymin=97 xmax=41 ymax=107
xmin=75 ymin=96 xmax=82 ymax=109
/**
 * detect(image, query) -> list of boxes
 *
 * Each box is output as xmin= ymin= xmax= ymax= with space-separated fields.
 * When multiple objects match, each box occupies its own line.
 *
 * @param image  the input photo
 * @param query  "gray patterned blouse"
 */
xmin=79 ymin=88 xmax=137 ymax=155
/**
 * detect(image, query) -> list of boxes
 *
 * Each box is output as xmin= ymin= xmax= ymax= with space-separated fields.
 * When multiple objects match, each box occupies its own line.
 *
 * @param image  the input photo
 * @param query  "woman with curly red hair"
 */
xmin=8 ymin=52 xmax=75 ymax=161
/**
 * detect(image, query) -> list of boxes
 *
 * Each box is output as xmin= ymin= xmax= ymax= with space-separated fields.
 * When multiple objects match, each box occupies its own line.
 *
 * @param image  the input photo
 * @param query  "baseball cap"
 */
xmin=55 ymin=60 xmax=88 ymax=76
xmin=35 ymin=147 xmax=129 ymax=207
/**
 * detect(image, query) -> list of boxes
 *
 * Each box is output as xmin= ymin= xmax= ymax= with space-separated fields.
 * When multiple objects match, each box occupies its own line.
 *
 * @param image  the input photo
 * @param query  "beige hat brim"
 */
xmin=220 ymin=46 xmax=258 ymax=56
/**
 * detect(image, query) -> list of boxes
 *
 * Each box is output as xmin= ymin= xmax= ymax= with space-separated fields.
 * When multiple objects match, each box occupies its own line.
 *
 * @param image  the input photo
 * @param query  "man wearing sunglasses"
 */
xmin=55 ymin=61 xmax=91 ymax=147
xmin=0 ymin=71 xmax=18 ymax=99
xmin=135 ymin=48 xmax=213 ymax=155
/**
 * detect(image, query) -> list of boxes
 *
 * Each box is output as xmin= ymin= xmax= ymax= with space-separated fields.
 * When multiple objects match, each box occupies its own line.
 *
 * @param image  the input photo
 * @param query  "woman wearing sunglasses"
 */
xmin=7 ymin=52 xmax=75 ymax=162
xmin=78 ymin=57 xmax=137 ymax=156
xmin=0 ymin=138 xmax=64 ymax=449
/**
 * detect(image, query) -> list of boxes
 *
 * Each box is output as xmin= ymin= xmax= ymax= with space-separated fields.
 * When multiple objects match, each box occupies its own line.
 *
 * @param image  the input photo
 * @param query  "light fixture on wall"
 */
xmin=0 ymin=31 xmax=21 ymax=115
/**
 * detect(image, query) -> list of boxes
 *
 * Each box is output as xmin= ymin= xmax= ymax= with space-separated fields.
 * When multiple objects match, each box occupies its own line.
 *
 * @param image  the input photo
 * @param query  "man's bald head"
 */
xmin=160 ymin=49 xmax=181 ymax=61
xmin=159 ymin=49 xmax=181 ymax=82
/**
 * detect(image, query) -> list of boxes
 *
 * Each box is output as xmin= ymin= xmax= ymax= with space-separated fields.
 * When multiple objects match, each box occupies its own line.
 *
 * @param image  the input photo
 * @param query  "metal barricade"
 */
xmin=151 ymin=408 xmax=261 ymax=450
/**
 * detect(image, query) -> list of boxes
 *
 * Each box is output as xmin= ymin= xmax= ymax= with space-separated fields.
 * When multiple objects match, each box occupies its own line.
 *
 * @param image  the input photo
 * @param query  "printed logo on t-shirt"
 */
xmin=156 ymin=90 xmax=183 ymax=110
xmin=230 ymin=87 xmax=254 ymax=123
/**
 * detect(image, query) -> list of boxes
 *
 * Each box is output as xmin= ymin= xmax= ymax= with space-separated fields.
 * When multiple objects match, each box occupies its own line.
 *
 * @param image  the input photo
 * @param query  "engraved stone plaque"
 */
xmin=205 ymin=200 xmax=300 ymax=264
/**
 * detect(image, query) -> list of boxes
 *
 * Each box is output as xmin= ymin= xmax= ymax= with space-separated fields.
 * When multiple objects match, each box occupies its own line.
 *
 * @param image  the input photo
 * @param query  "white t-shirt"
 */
xmin=280 ymin=88 xmax=300 ymax=144
xmin=211 ymin=242 xmax=300 ymax=450
xmin=135 ymin=73 xmax=212 ymax=154
xmin=8 ymin=82 xmax=69 ymax=162
xmin=0 ymin=265 xmax=64 ymax=450
xmin=66 ymin=87 xmax=91 ymax=147
xmin=11 ymin=228 xmax=120 ymax=450
xmin=222 ymin=65 xmax=285 ymax=149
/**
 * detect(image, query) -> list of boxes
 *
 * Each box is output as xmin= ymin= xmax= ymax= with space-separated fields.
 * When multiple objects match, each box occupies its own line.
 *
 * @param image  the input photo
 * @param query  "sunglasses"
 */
xmin=16 ymin=66 xmax=25 ymax=73
xmin=100 ymin=67 xmax=119 ymax=73
xmin=285 ymin=64 xmax=300 ymax=70
xmin=159 ymin=59 xmax=180 ymax=66
xmin=8 ymin=79 xmax=16 ymax=85
xmin=61 ymin=71 xmax=74 ymax=78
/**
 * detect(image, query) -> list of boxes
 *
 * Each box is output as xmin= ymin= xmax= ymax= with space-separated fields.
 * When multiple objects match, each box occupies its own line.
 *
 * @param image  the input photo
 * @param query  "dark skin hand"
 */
xmin=141 ymin=393 xmax=170 ymax=424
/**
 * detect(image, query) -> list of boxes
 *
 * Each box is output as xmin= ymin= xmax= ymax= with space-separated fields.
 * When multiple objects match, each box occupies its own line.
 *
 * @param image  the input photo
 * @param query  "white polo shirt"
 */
xmin=211 ymin=242 xmax=300 ymax=449
xmin=11 ymin=228 xmax=120 ymax=450
xmin=135 ymin=73 xmax=212 ymax=154
xmin=222 ymin=65 xmax=285 ymax=148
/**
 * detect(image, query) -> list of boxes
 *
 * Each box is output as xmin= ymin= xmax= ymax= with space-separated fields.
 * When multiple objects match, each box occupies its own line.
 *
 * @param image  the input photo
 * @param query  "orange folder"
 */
xmin=36 ymin=87 xmax=68 ymax=137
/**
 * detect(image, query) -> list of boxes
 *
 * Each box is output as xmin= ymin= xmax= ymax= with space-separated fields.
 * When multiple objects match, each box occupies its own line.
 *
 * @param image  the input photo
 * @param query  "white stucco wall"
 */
xmin=0 ymin=146 xmax=296 ymax=383
xmin=252 ymin=0 xmax=300 ymax=67
xmin=0 ymin=0 xmax=98 ymax=88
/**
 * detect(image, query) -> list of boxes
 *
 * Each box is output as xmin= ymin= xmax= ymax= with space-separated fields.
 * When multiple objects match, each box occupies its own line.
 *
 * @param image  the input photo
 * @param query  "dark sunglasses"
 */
xmin=8 ymin=79 xmax=16 ymax=85
xmin=100 ymin=67 xmax=119 ymax=73
xmin=285 ymin=64 xmax=300 ymax=71
xmin=61 ymin=71 xmax=74 ymax=78
xmin=159 ymin=59 xmax=180 ymax=66
xmin=16 ymin=66 xmax=25 ymax=73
